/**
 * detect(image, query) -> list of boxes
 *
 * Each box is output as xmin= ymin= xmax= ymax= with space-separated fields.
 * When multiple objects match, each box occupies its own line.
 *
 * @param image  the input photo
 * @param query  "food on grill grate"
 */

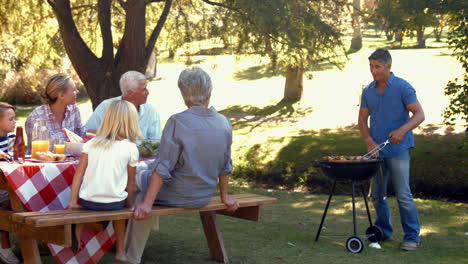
xmin=322 ymin=155 xmax=369 ymax=162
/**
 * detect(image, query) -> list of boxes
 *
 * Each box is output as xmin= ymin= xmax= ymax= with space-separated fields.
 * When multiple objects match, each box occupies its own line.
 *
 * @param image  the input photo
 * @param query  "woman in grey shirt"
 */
xmin=124 ymin=67 xmax=239 ymax=264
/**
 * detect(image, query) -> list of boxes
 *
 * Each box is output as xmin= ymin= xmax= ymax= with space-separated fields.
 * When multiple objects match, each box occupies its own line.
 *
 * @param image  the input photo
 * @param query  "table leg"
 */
xmin=199 ymin=211 xmax=228 ymax=263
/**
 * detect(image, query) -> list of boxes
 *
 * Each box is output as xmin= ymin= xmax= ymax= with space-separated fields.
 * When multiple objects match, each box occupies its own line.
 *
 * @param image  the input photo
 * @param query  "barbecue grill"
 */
xmin=314 ymin=158 xmax=384 ymax=253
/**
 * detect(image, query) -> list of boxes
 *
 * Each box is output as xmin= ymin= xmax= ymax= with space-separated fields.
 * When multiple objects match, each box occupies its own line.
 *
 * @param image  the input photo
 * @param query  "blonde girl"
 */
xmin=69 ymin=100 xmax=141 ymax=262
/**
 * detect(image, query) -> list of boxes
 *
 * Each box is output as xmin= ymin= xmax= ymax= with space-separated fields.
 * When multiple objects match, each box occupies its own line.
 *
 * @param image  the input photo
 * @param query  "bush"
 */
xmin=0 ymin=66 xmax=88 ymax=105
xmin=0 ymin=69 xmax=44 ymax=105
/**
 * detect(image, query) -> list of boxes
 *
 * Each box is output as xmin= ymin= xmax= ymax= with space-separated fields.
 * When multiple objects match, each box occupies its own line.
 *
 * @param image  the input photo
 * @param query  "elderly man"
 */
xmin=123 ymin=67 xmax=238 ymax=264
xmin=358 ymin=49 xmax=425 ymax=251
xmin=85 ymin=71 xmax=161 ymax=140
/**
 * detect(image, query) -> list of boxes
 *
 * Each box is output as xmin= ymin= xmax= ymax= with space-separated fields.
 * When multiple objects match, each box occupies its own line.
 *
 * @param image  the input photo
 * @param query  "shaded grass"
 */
xmin=232 ymin=64 xmax=282 ymax=81
xmin=220 ymin=101 xmax=313 ymax=131
xmin=36 ymin=185 xmax=468 ymax=264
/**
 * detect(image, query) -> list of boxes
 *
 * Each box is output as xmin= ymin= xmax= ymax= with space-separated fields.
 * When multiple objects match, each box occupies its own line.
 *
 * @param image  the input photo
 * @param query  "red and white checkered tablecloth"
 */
xmin=0 ymin=161 xmax=115 ymax=264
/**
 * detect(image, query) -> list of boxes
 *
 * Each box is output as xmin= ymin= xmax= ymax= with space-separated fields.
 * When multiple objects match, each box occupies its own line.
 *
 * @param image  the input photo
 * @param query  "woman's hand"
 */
xmin=132 ymin=202 xmax=153 ymax=220
xmin=222 ymin=196 xmax=239 ymax=212
xmin=68 ymin=202 xmax=82 ymax=210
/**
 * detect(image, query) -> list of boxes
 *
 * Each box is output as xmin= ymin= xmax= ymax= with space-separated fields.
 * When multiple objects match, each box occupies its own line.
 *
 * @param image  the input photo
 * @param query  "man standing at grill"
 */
xmin=358 ymin=48 xmax=425 ymax=251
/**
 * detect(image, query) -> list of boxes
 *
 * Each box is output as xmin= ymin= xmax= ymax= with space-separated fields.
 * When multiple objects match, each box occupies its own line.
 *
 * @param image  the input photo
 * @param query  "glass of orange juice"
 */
xmin=53 ymin=138 xmax=65 ymax=154
xmin=31 ymin=140 xmax=50 ymax=159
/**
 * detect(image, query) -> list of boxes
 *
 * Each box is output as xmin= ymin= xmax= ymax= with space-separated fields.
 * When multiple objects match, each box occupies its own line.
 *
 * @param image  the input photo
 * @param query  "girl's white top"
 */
xmin=79 ymin=138 xmax=139 ymax=203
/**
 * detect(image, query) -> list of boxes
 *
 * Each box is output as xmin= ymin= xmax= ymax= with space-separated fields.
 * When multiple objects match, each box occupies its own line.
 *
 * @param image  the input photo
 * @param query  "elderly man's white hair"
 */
xmin=178 ymin=67 xmax=212 ymax=106
xmin=119 ymin=71 xmax=146 ymax=96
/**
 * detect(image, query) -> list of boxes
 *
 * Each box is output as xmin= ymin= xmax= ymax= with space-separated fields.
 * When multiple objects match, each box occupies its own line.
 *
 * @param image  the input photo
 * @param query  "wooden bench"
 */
xmin=8 ymin=193 xmax=276 ymax=264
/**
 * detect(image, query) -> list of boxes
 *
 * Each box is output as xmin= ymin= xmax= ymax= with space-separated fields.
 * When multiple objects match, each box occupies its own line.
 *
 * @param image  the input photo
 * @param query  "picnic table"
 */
xmin=0 ymin=159 xmax=116 ymax=264
xmin=0 ymin=159 xmax=277 ymax=264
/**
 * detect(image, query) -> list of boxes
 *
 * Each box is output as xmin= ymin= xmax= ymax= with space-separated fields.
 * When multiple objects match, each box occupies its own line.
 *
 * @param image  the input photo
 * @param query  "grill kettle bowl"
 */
xmin=316 ymin=159 xmax=383 ymax=181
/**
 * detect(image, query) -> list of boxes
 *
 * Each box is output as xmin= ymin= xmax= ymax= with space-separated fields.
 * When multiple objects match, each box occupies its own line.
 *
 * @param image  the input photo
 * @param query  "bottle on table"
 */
xmin=31 ymin=119 xmax=50 ymax=159
xmin=13 ymin=126 xmax=26 ymax=161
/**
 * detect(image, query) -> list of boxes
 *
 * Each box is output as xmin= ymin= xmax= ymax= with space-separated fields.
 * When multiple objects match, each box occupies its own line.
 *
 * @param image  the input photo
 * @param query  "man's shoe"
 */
xmin=0 ymin=247 xmax=20 ymax=264
xmin=400 ymin=241 xmax=421 ymax=251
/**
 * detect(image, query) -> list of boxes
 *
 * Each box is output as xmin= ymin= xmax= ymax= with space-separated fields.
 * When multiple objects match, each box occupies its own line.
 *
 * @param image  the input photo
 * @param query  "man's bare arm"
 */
xmin=389 ymin=102 xmax=425 ymax=144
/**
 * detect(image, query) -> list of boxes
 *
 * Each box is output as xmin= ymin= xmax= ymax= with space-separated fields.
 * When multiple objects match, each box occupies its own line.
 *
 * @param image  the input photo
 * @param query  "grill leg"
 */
xmin=315 ymin=180 xmax=337 ymax=241
xmin=361 ymin=185 xmax=373 ymax=226
xmin=352 ymin=181 xmax=358 ymax=236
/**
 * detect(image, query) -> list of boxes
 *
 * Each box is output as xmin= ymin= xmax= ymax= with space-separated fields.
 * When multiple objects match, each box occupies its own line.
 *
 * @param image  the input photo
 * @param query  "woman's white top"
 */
xmin=79 ymin=138 xmax=139 ymax=203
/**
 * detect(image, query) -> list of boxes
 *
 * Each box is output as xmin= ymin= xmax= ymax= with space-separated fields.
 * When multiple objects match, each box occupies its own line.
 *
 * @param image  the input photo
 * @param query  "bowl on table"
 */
xmin=138 ymin=139 xmax=160 ymax=158
xmin=65 ymin=142 xmax=84 ymax=157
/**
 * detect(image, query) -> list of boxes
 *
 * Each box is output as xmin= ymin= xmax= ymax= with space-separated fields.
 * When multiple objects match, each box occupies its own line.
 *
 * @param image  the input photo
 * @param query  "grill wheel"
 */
xmin=346 ymin=236 xmax=364 ymax=253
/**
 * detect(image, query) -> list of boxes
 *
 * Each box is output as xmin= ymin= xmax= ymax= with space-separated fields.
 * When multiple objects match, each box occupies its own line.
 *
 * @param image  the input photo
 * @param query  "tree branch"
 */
xmin=145 ymin=0 xmax=173 ymax=61
xmin=200 ymin=0 xmax=240 ymax=12
xmin=146 ymin=0 xmax=166 ymax=3
xmin=46 ymin=0 xmax=56 ymax=8
xmin=47 ymin=0 xmax=99 ymax=79
xmin=117 ymin=0 xmax=128 ymax=10
xmin=98 ymin=0 xmax=113 ymax=60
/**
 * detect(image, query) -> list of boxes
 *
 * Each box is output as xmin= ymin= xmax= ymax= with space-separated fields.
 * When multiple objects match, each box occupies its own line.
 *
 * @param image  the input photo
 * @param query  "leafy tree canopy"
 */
xmin=442 ymin=0 xmax=467 ymax=128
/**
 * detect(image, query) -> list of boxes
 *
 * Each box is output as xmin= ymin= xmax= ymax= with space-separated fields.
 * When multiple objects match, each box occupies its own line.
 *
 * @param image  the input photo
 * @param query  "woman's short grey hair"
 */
xmin=178 ymin=67 xmax=212 ymax=106
xmin=368 ymin=48 xmax=392 ymax=65
xmin=119 ymin=71 xmax=146 ymax=96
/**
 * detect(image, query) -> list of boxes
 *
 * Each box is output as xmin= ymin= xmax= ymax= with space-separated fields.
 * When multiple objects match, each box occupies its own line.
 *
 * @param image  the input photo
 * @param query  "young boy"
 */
xmin=0 ymin=102 xmax=20 ymax=264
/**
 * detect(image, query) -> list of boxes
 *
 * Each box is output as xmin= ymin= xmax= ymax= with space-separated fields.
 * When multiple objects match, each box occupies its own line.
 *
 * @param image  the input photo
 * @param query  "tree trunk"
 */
xmin=350 ymin=0 xmax=362 ymax=50
xmin=416 ymin=28 xmax=426 ymax=48
xmin=145 ymin=51 xmax=158 ymax=80
xmin=385 ymin=30 xmax=394 ymax=41
xmin=283 ymin=67 xmax=304 ymax=102
xmin=48 ymin=0 xmax=172 ymax=109
xmin=434 ymin=28 xmax=442 ymax=42
xmin=264 ymin=36 xmax=277 ymax=71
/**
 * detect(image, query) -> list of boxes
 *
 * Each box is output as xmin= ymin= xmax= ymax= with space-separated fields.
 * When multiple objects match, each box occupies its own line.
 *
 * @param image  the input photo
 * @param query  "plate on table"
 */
xmin=28 ymin=158 xmax=73 ymax=163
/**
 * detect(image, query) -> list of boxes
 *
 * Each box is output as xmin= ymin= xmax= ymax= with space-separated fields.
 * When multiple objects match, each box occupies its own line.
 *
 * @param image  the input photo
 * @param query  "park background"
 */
xmin=0 ymin=0 xmax=467 ymax=263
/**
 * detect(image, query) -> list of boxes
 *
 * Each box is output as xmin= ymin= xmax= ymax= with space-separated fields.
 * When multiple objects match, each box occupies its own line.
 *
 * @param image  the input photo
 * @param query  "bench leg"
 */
xmin=1 ymin=231 xmax=10 ymax=249
xmin=199 ymin=211 xmax=228 ymax=263
xmin=18 ymin=236 xmax=41 ymax=264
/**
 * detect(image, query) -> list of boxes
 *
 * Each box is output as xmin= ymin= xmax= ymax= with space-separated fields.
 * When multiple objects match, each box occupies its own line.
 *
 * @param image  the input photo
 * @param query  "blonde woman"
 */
xmin=68 ymin=100 xmax=141 ymax=262
xmin=25 ymin=73 xmax=85 ymax=153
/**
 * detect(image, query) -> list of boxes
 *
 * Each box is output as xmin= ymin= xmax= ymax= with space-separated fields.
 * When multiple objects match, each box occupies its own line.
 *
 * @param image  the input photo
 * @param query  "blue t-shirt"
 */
xmin=360 ymin=73 xmax=418 ymax=157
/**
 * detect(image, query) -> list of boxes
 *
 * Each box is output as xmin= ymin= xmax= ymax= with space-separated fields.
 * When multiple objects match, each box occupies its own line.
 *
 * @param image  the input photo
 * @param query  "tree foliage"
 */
xmin=442 ymin=0 xmax=468 ymax=129
xmin=1 ymin=0 xmax=351 ymax=105
xmin=0 ymin=1 xmax=64 ymax=72
xmin=205 ymin=0 xmax=348 ymax=101
xmin=366 ymin=0 xmax=442 ymax=47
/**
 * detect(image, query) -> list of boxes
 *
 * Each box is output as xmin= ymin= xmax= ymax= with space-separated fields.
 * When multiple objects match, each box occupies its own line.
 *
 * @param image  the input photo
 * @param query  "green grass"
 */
xmin=33 ymin=185 xmax=468 ymax=264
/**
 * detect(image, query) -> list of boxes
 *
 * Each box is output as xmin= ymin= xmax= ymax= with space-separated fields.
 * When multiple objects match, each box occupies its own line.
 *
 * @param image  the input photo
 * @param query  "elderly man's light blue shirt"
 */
xmin=85 ymin=96 xmax=162 ymax=140
xmin=141 ymin=106 xmax=233 ymax=208
xmin=360 ymin=73 xmax=418 ymax=157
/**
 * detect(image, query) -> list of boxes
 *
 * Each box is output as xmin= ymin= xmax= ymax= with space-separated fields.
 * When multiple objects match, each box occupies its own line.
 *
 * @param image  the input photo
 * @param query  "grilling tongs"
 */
xmin=364 ymin=137 xmax=391 ymax=201
xmin=362 ymin=138 xmax=391 ymax=160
